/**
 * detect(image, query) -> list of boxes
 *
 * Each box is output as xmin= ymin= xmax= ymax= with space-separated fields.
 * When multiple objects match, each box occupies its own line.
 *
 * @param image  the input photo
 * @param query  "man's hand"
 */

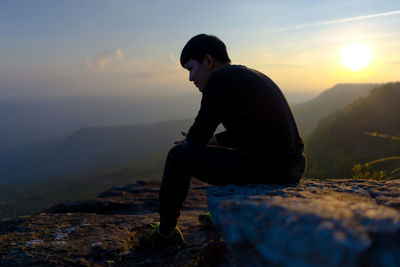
xmin=207 ymin=135 xmax=219 ymax=146
xmin=174 ymin=131 xmax=187 ymax=144
xmin=174 ymin=131 xmax=219 ymax=146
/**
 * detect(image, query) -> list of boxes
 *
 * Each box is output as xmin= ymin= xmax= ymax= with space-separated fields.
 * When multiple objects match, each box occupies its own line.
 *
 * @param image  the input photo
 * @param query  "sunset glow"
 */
xmin=0 ymin=2 xmax=399 ymax=97
xmin=340 ymin=44 xmax=372 ymax=72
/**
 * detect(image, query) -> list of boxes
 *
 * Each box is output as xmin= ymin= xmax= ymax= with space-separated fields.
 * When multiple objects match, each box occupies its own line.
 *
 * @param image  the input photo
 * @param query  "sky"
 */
xmin=1 ymin=0 xmax=399 ymax=99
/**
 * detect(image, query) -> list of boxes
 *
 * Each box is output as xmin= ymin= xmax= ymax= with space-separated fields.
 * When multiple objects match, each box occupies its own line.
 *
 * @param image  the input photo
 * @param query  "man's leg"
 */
xmin=158 ymin=143 xmax=250 ymax=234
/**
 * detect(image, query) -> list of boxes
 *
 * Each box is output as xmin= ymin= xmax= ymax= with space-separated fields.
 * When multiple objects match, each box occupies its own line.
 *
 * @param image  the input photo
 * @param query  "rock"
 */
xmin=3 ymin=177 xmax=399 ymax=266
xmin=0 ymin=179 xmax=228 ymax=266
xmin=207 ymin=178 xmax=400 ymax=267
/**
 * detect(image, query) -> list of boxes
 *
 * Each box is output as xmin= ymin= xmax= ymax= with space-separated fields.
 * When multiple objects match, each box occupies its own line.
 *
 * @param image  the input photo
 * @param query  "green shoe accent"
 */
xmin=198 ymin=212 xmax=213 ymax=226
xmin=140 ymin=223 xmax=185 ymax=251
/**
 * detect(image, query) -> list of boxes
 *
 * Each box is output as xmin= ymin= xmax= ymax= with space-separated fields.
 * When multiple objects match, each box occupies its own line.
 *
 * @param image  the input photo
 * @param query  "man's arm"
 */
xmin=185 ymin=76 xmax=222 ymax=147
xmin=185 ymin=106 xmax=220 ymax=146
xmin=174 ymin=131 xmax=219 ymax=146
xmin=215 ymin=130 xmax=237 ymax=148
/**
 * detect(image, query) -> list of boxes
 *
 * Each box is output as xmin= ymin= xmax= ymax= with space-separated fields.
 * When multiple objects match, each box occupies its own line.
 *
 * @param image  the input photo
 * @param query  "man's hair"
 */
xmin=180 ymin=34 xmax=231 ymax=67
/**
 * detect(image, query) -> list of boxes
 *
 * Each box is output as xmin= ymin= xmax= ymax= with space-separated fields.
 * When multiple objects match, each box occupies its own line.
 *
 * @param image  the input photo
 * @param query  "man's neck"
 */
xmin=213 ymin=62 xmax=231 ymax=72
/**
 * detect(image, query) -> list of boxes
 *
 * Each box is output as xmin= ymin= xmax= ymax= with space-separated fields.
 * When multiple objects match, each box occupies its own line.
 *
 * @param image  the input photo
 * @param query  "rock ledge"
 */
xmin=207 ymin=178 xmax=400 ymax=267
xmin=0 ymin=179 xmax=227 ymax=266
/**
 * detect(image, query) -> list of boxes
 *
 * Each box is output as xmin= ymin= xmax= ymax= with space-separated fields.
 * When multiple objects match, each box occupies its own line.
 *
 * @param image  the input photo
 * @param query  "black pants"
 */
xmin=158 ymin=144 xmax=306 ymax=223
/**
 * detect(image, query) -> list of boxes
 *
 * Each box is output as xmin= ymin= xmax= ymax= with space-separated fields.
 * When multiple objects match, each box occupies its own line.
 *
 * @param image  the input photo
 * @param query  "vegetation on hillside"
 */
xmin=0 ymin=149 xmax=168 ymax=219
xmin=0 ymin=119 xmax=192 ymax=184
xmin=292 ymin=83 xmax=378 ymax=139
xmin=306 ymin=82 xmax=400 ymax=179
xmin=352 ymin=132 xmax=400 ymax=180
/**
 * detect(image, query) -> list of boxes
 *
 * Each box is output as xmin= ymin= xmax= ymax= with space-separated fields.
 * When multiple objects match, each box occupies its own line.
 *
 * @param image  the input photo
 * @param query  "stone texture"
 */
xmin=0 ymin=179 xmax=228 ymax=266
xmin=207 ymin=178 xmax=400 ymax=267
xmin=2 ymin=177 xmax=400 ymax=266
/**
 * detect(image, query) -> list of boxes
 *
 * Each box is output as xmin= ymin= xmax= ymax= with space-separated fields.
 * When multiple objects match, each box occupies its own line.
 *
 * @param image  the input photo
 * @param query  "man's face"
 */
xmin=184 ymin=58 xmax=212 ymax=92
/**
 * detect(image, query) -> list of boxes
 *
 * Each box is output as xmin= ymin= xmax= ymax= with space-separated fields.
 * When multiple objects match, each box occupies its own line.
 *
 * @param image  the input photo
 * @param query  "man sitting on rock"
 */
xmin=141 ymin=33 xmax=306 ymax=250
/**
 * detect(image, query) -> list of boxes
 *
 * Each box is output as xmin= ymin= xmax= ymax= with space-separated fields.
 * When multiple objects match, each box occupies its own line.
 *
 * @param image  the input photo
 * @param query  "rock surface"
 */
xmin=2 ymin=178 xmax=400 ymax=266
xmin=207 ymin=178 xmax=400 ymax=267
xmin=0 ymin=179 xmax=228 ymax=266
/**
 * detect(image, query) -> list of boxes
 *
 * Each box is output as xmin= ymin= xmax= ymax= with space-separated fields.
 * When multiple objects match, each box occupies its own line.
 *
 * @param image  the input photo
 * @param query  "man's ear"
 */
xmin=204 ymin=54 xmax=215 ymax=69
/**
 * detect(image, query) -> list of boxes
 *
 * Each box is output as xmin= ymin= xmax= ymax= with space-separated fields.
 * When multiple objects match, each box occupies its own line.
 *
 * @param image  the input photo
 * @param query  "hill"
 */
xmin=0 ymin=83 xmax=378 ymax=184
xmin=0 ymin=118 xmax=192 ymax=184
xmin=0 ymin=150 xmax=167 ymax=219
xmin=0 ymin=94 xmax=200 ymax=149
xmin=306 ymin=82 xmax=400 ymax=178
xmin=0 ymin=83 xmax=388 ymax=218
xmin=0 ymin=120 xmax=228 ymax=218
xmin=0 ymin=90 xmax=311 ymax=150
xmin=292 ymin=83 xmax=380 ymax=138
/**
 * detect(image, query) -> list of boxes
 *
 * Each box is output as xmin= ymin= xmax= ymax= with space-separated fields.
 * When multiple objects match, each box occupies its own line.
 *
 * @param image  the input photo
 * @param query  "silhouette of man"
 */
xmin=141 ymin=34 xmax=306 ymax=250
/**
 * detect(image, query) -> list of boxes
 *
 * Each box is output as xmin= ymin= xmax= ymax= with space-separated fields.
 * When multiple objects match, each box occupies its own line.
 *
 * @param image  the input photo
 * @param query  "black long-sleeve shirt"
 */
xmin=186 ymin=65 xmax=304 ymax=160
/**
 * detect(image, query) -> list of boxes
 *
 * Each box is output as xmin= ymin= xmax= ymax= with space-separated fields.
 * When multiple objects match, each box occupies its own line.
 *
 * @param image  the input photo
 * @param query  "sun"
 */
xmin=340 ymin=43 xmax=372 ymax=72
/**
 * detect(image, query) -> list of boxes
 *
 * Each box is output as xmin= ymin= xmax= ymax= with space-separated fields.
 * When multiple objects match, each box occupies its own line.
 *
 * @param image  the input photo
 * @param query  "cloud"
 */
xmin=85 ymin=48 xmax=124 ymax=70
xmin=166 ymin=53 xmax=180 ymax=67
xmin=136 ymin=52 xmax=181 ymax=75
xmin=264 ymin=10 xmax=400 ymax=33
xmin=80 ymin=51 xmax=186 ymax=90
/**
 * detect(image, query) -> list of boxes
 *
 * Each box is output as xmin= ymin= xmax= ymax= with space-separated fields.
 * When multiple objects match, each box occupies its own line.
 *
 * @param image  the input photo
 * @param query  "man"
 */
xmin=141 ymin=34 xmax=306 ymax=250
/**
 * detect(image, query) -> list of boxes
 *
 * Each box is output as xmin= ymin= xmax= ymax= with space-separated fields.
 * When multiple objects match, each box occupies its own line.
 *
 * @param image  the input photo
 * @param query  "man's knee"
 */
xmin=167 ymin=143 xmax=191 ymax=162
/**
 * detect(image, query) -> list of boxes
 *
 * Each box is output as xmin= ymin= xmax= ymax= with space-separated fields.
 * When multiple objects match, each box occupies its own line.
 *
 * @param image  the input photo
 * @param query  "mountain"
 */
xmin=0 ymin=83 xmax=380 ymax=185
xmin=0 ymin=83 xmax=375 ymax=150
xmin=0 ymin=83 xmax=388 ymax=218
xmin=0 ymin=150 xmax=168 ymax=219
xmin=291 ymin=83 xmax=380 ymax=139
xmin=305 ymin=82 xmax=400 ymax=178
xmin=0 ymin=119 xmax=193 ymax=184
xmin=0 ymin=90 xmax=316 ymax=150
xmin=0 ymin=94 xmax=200 ymax=149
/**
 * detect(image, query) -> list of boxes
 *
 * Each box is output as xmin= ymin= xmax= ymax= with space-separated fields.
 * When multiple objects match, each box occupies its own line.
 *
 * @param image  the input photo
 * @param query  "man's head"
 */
xmin=180 ymin=34 xmax=231 ymax=92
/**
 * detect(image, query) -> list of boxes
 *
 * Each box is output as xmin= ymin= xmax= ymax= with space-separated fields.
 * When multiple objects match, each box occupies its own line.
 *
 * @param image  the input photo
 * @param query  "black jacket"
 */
xmin=186 ymin=65 xmax=304 ymax=160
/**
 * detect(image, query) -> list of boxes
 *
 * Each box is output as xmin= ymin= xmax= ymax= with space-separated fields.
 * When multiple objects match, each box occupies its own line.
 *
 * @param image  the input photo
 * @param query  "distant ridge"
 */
xmin=292 ymin=83 xmax=381 ymax=138
xmin=0 ymin=83 xmax=382 ymax=184
xmin=0 ymin=118 xmax=193 ymax=184
xmin=306 ymin=82 xmax=400 ymax=178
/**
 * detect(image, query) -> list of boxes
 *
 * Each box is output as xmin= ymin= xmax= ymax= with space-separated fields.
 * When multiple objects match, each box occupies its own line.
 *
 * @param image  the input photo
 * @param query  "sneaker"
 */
xmin=140 ymin=223 xmax=185 ymax=251
xmin=198 ymin=212 xmax=213 ymax=227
